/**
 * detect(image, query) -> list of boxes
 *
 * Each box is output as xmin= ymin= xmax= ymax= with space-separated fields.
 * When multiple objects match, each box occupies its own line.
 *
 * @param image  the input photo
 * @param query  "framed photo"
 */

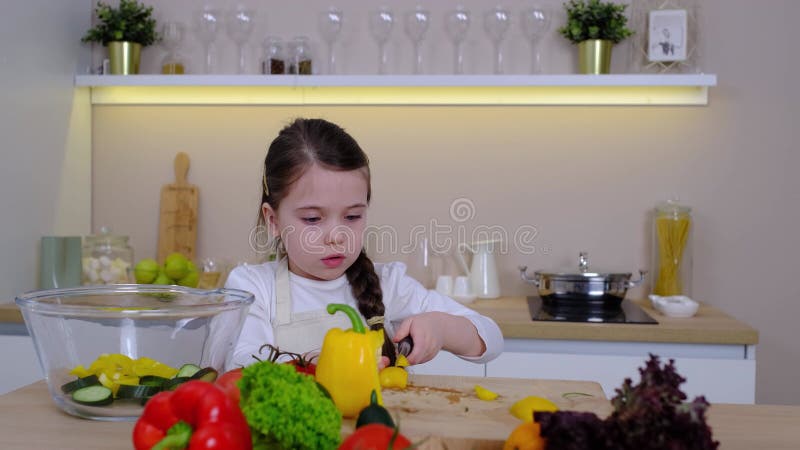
xmin=628 ymin=0 xmax=701 ymax=74
xmin=648 ymin=10 xmax=688 ymax=62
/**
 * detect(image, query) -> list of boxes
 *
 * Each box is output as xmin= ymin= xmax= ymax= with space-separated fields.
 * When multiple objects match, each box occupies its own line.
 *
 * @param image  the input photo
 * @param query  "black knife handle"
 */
xmin=397 ymin=336 xmax=414 ymax=357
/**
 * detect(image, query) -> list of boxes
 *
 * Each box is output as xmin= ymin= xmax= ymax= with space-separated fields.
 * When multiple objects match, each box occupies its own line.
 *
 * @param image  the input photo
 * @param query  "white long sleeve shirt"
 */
xmin=225 ymin=260 xmax=504 ymax=368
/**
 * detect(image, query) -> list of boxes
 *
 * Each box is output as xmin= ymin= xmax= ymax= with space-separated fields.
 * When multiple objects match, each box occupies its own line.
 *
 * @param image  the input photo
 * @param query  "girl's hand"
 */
xmin=377 ymin=356 xmax=390 ymax=371
xmin=392 ymin=312 xmax=447 ymax=365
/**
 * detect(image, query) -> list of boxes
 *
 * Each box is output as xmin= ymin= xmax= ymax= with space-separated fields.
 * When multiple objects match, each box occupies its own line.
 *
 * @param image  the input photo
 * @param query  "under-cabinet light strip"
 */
xmin=85 ymin=85 xmax=709 ymax=106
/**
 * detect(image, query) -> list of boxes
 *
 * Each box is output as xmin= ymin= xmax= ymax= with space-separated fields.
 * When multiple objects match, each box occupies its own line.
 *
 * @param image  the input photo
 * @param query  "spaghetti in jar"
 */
xmin=652 ymin=200 xmax=692 ymax=296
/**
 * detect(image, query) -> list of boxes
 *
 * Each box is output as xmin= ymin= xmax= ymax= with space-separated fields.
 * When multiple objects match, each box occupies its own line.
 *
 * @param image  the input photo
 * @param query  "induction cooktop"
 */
xmin=527 ymin=296 xmax=658 ymax=324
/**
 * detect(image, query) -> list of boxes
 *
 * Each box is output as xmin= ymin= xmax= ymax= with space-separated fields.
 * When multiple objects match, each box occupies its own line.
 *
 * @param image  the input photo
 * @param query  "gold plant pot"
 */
xmin=108 ymin=41 xmax=142 ymax=75
xmin=578 ymin=39 xmax=613 ymax=74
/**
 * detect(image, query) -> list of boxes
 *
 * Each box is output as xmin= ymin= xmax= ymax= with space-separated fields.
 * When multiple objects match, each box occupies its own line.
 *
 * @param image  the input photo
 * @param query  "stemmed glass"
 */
xmin=226 ymin=6 xmax=256 ymax=74
xmin=195 ymin=7 xmax=220 ymax=74
xmin=444 ymin=6 xmax=470 ymax=75
xmin=483 ymin=6 xmax=511 ymax=74
xmin=369 ymin=8 xmax=394 ymax=75
xmin=521 ymin=6 xmax=552 ymax=74
xmin=404 ymin=7 xmax=430 ymax=75
xmin=318 ymin=7 xmax=343 ymax=74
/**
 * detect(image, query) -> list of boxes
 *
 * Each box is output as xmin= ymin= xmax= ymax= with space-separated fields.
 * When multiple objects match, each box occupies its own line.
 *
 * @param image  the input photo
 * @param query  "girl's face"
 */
xmin=264 ymin=163 xmax=369 ymax=281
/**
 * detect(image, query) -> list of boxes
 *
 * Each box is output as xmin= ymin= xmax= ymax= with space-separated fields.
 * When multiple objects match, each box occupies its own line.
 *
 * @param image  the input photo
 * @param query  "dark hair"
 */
xmin=260 ymin=118 xmax=397 ymax=365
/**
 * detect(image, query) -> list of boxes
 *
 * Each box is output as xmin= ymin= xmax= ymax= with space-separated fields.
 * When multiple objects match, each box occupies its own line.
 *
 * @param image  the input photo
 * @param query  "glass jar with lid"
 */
xmin=81 ymin=226 xmax=134 ymax=285
xmin=262 ymin=36 xmax=286 ymax=74
xmin=652 ymin=199 xmax=692 ymax=296
xmin=288 ymin=36 xmax=313 ymax=75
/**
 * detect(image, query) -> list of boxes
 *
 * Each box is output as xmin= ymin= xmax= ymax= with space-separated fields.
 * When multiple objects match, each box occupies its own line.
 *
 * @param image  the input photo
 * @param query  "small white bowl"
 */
xmin=648 ymin=295 xmax=699 ymax=318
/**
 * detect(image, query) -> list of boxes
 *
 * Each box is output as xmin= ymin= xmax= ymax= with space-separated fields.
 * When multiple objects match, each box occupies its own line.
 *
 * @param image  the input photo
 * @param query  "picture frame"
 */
xmin=628 ymin=0 xmax=701 ymax=74
xmin=648 ymin=9 xmax=687 ymax=62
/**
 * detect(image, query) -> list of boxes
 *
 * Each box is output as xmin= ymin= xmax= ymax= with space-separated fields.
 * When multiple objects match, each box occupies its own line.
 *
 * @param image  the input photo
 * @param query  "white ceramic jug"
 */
xmin=456 ymin=239 xmax=501 ymax=299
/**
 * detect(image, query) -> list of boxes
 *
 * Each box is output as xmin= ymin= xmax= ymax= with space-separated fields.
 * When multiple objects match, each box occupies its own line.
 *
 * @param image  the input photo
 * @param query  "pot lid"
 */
xmin=534 ymin=252 xmax=632 ymax=279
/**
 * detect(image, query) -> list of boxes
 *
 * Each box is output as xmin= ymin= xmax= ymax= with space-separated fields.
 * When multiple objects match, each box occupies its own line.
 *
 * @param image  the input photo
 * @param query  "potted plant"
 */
xmin=558 ymin=0 xmax=633 ymax=74
xmin=82 ymin=0 xmax=160 ymax=75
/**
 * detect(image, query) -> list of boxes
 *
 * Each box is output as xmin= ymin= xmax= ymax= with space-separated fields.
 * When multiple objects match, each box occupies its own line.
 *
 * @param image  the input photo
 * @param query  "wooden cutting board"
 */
xmin=157 ymin=152 xmax=198 ymax=263
xmin=342 ymin=374 xmax=612 ymax=444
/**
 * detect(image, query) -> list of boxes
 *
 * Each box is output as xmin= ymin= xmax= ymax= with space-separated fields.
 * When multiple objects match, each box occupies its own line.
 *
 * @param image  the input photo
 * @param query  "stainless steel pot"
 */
xmin=519 ymin=252 xmax=646 ymax=310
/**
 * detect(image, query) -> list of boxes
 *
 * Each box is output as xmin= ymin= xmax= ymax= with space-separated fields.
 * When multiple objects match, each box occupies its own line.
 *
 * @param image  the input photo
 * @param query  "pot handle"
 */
xmin=626 ymin=270 xmax=648 ymax=288
xmin=518 ymin=266 xmax=540 ymax=287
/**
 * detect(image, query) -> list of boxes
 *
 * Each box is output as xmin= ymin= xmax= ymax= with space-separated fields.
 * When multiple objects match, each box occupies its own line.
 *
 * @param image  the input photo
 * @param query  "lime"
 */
xmin=509 ymin=396 xmax=559 ymax=422
xmin=178 ymin=270 xmax=200 ymax=288
xmin=152 ymin=271 xmax=173 ymax=285
xmin=134 ymin=258 xmax=159 ymax=284
xmin=164 ymin=253 xmax=189 ymax=280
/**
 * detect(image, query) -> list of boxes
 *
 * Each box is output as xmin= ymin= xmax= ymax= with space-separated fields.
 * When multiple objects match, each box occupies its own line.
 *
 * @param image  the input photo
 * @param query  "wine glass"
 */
xmin=226 ymin=6 xmax=256 ymax=74
xmin=194 ymin=7 xmax=220 ymax=74
xmin=404 ymin=7 xmax=430 ymax=75
xmin=483 ymin=6 xmax=511 ymax=74
xmin=444 ymin=6 xmax=470 ymax=74
xmin=318 ymin=7 xmax=343 ymax=74
xmin=369 ymin=8 xmax=394 ymax=75
xmin=521 ymin=6 xmax=552 ymax=74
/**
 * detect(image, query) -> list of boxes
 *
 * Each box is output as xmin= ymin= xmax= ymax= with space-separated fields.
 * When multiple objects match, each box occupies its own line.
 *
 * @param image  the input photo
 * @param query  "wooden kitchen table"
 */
xmin=1 ymin=375 xmax=798 ymax=449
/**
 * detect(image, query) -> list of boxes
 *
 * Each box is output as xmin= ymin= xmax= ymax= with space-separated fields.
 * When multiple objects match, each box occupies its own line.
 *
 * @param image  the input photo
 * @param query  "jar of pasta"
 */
xmin=652 ymin=199 xmax=692 ymax=296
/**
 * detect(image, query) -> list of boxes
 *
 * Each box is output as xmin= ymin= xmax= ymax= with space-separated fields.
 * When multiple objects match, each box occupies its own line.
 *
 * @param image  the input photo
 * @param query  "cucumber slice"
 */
xmin=175 ymin=364 xmax=202 ymax=378
xmin=190 ymin=367 xmax=218 ymax=383
xmin=163 ymin=376 xmax=191 ymax=391
xmin=61 ymin=375 xmax=100 ymax=394
xmin=139 ymin=375 xmax=170 ymax=387
xmin=116 ymin=384 xmax=161 ymax=399
xmin=72 ymin=385 xmax=113 ymax=406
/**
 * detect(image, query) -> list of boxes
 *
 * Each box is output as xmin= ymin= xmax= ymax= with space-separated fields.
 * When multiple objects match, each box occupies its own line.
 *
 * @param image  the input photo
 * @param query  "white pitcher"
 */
xmin=456 ymin=239 xmax=501 ymax=299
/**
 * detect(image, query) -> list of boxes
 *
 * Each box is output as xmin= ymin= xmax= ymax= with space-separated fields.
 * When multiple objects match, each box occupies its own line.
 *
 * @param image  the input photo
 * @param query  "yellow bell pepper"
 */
xmin=315 ymin=303 xmax=384 ymax=418
xmin=379 ymin=367 xmax=408 ymax=389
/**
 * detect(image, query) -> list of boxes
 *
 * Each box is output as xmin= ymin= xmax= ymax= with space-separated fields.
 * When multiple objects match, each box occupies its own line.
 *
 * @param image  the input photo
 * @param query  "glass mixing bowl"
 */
xmin=15 ymin=284 xmax=254 ymax=421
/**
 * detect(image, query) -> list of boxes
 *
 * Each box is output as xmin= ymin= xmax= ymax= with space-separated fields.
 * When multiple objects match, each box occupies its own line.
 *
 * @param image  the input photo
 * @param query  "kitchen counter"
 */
xmin=1 ymin=377 xmax=797 ymax=450
xmin=0 ymin=297 xmax=759 ymax=344
xmin=0 ymin=302 xmax=22 ymax=324
xmin=470 ymin=297 xmax=758 ymax=345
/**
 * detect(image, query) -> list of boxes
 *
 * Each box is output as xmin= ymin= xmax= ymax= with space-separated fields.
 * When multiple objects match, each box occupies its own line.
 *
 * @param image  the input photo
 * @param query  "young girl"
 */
xmin=226 ymin=118 xmax=503 ymax=369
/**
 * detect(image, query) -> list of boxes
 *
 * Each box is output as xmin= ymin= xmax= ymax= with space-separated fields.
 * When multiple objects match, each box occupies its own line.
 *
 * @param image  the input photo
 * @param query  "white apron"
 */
xmin=271 ymin=257 xmax=355 ymax=355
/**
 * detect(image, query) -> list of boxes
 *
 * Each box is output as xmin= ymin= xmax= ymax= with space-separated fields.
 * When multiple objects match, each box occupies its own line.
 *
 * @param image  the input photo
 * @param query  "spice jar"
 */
xmin=81 ymin=226 xmax=134 ymax=285
xmin=652 ymin=199 xmax=692 ymax=296
xmin=262 ymin=36 xmax=285 ymax=74
xmin=288 ymin=36 xmax=313 ymax=75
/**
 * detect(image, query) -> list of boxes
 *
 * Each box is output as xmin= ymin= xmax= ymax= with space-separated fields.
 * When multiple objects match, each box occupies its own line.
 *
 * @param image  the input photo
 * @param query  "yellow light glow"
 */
xmin=88 ymin=85 xmax=709 ymax=106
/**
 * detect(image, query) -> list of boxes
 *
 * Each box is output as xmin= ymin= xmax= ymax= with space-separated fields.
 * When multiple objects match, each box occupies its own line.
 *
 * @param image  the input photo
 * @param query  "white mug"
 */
xmin=453 ymin=276 xmax=471 ymax=297
xmin=435 ymin=275 xmax=453 ymax=296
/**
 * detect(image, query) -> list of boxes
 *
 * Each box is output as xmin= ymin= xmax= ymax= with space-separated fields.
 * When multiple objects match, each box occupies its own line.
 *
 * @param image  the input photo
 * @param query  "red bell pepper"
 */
xmin=132 ymin=380 xmax=252 ymax=450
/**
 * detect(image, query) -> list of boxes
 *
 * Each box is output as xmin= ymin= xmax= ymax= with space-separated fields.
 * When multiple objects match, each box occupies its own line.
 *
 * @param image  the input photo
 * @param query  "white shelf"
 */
xmin=74 ymin=74 xmax=717 ymax=105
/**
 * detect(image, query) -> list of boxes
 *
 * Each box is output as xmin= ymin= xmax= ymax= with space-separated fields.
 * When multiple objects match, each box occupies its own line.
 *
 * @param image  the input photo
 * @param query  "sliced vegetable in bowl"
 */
xmin=60 ymin=355 xmax=218 ymax=407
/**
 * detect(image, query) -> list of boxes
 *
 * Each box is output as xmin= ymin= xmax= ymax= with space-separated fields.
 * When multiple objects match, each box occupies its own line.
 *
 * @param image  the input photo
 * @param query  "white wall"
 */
xmin=0 ymin=0 xmax=92 ymax=301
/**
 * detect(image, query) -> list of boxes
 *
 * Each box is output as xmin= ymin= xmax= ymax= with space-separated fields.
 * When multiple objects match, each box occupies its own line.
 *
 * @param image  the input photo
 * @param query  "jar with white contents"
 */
xmin=81 ymin=227 xmax=134 ymax=285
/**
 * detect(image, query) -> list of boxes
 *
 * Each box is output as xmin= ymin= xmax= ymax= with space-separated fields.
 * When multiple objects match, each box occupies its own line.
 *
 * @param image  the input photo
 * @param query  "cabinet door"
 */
xmin=487 ymin=352 xmax=755 ymax=404
xmin=408 ymin=351 xmax=486 ymax=377
xmin=0 ymin=335 xmax=41 ymax=395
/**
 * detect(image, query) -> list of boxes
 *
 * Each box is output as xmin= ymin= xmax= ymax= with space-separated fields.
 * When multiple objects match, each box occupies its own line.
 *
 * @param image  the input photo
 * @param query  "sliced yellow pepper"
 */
xmin=316 ymin=303 xmax=384 ymax=418
xmin=395 ymin=354 xmax=409 ymax=367
xmin=71 ymin=353 xmax=178 ymax=397
xmin=474 ymin=384 xmax=499 ymax=401
xmin=379 ymin=367 xmax=408 ymax=389
xmin=69 ymin=365 xmax=91 ymax=378
xmin=509 ymin=396 xmax=559 ymax=421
